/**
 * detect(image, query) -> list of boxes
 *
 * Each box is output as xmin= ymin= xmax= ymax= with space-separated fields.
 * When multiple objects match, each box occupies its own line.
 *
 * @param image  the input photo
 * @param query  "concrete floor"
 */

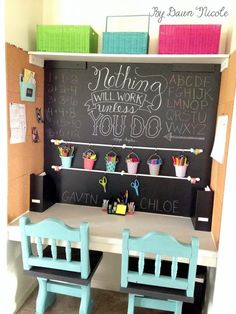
xmin=17 ymin=288 xmax=166 ymax=313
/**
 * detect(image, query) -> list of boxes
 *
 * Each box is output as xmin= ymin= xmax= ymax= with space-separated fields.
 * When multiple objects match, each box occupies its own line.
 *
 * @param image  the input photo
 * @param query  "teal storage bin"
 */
xmin=102 ymin=32 xmax=149 ymax=54
xmin=102 ymin=15 xmax=149 ymax=54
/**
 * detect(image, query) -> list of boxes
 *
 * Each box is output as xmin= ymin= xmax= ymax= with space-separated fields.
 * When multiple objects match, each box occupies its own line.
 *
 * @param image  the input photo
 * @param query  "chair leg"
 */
xmin=79 ymin=284 xmax=92 ymax=314
xmin=127 ymin=294 xmax=135 ymax=314
xmin=35 ymin=278 xmax=56 ymax=314
xmin=174 ymin=301 xmax=183 ymax=314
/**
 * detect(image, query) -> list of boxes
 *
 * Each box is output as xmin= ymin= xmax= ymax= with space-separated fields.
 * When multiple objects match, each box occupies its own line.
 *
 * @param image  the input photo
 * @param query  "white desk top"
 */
xmin=8 ymin=203 xmax=217 ymax=267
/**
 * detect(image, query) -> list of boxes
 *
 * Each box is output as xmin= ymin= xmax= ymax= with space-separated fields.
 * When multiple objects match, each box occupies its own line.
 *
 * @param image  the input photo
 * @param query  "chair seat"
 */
xmin=120 ymin=256 xmax=195 ymax=303
xmin=24 ymin=246 xmax=103 ymax=285
xmin=121 ymin=282 xmax=194 ymax=303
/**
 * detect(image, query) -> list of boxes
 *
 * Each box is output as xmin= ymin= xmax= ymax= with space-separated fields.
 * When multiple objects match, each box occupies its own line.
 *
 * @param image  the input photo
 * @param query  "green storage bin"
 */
xmin=102 ymin=32 xmax=149 ymax=54
xmin=36 ymin=25 xmax=98 ymax=53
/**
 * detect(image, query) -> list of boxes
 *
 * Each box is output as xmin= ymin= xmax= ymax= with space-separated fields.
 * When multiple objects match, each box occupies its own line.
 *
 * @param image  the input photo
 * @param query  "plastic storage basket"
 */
xmin=102 ymin=15 xmax=149 ymax=54
xmin=36 ymin=25 xmax=98 ymax=53
xmin=158 ymin=24 xmax=221 ymax=54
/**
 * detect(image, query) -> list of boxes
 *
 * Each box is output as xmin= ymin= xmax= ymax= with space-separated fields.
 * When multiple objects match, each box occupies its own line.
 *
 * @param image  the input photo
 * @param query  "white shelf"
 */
xmin=29 ymin=51 xmax=229 ymax=71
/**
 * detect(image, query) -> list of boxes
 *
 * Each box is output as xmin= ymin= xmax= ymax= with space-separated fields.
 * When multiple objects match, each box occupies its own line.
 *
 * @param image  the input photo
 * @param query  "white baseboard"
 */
xmin=14 ymin=281 xmax=37 ymax=313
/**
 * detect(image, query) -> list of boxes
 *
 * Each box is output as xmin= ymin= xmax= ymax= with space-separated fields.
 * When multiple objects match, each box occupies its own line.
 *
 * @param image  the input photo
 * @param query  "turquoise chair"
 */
xmin=121 ymin=229 xmax=199 ymax=314
xmin=20 ymin=216 xmax=103 ymax=314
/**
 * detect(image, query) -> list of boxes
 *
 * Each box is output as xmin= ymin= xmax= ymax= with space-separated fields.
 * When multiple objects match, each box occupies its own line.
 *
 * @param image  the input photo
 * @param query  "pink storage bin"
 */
xmin=158 ymin=24 xmax=221 ymax=54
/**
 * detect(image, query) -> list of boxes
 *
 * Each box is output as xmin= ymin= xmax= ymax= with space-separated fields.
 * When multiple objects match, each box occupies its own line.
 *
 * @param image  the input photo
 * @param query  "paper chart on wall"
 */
xmin=210 ymin=115 xmax=228 ymax=164
xmin=9 ymin=103 xmax=26 ymax=144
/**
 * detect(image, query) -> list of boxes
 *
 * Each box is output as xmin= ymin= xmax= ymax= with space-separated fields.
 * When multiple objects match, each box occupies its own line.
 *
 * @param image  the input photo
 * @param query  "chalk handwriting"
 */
xmin=150 ymin=6 xmax=229 ymax=23
xmin=84 ymin=65 xmax=167 ymax=141
xmin=164 ymin=74 xmax=211 ymax=141
xmin=62 ymin=191 xmax=99 ymax=205
xmin=140 ymin=197 xmax=180 ymax=214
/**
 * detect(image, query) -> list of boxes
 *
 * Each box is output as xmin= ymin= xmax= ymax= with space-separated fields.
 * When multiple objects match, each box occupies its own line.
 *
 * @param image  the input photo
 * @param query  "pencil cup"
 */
xmin=126 ymin=152 xmax=140 ymax=174
xmin=148 ymin=164 xmax=161 ymax=176
xmin=105 ymin=160 xmax=117 ymax=172
xmin=126 ymin=160 xmax=139 ymax=174
xmin=174 ymin=164 xmax=188 ymax=178
xmin=83 ymin=149 xmax=97 ymax=170
xmin=60 ymin=156 xmax=73 ymax=168
xmin=83 ymin=157 xmax=95 ymax=170
xmin=147 ymin=154 xmax=162 ymax=176
xmin=105 ymin=150 xmax=119 ymax=172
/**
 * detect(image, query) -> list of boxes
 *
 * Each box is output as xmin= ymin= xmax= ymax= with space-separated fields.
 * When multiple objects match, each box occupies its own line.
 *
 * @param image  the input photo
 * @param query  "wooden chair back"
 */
xmin=121 ymin=229 xmax=199 ymax=297
xmin=20 ymin=216 xmax=90 ymax=279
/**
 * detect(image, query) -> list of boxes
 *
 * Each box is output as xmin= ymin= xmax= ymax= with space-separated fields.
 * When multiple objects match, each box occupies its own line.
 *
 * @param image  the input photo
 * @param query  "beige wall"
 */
xmin=5 ymin=0 xmax=235 ymax=53
xmin=229 ymin=1 xmax=236 ymax=52
xmin=5 ymin=0 xmax=43 ymax=51
xmin=42 ymin=0 xmax=233 ymax=53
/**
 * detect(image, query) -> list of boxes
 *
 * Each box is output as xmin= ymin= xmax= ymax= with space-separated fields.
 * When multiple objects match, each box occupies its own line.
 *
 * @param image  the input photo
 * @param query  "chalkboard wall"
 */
xmin=44 ymin=61 xmax=221 ymax=216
